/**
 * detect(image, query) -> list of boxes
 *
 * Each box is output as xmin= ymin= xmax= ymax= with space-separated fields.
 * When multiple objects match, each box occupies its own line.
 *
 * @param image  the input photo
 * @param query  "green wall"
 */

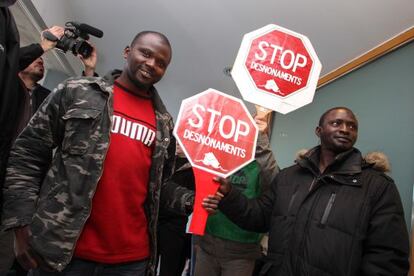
xmin=270 ymin=42 xmax=414 ymax=229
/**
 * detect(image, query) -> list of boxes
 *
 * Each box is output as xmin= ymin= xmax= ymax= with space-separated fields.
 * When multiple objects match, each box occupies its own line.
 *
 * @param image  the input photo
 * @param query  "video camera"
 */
xmin=43 ymin=21 xmax=104 ymax=59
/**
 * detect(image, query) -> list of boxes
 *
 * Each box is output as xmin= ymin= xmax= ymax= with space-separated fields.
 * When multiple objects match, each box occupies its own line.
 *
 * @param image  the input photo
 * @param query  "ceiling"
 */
xmin=12 ymin=0 xmax=414 ymax=118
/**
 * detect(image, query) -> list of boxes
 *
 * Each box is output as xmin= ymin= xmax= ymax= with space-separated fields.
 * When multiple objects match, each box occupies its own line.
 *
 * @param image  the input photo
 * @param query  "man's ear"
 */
xmin=315 ymin=126 xmax=321 ymax=138
xmin=123 ymin=46 xmax=130 ymax=60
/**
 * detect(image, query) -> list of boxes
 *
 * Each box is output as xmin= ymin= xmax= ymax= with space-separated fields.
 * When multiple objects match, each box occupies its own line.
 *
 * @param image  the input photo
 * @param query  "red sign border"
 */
xmin=173 ymin=88 xmax=258 ymax=178
xmin=231 ymin=24 xmax=322 ymax=114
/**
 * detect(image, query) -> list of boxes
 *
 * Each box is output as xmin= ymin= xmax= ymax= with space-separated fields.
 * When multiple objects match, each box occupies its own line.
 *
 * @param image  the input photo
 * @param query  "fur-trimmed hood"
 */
xmin=295 ymin=149 xmax=391 ymax=173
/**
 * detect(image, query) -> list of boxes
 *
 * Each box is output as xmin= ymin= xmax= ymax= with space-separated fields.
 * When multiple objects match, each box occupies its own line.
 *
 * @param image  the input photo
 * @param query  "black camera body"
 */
xmin=47 ymin=21 xmax=103 ymax=59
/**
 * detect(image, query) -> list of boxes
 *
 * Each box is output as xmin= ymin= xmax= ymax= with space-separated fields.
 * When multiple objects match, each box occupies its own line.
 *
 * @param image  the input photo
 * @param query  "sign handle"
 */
xmin=188 ymin=168 xmax=219 ymax=235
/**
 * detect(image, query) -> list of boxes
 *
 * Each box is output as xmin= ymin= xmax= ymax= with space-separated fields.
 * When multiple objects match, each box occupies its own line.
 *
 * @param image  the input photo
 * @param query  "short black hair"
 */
xmin=130 ymin=31 xmax=171 ymax=50
xmin=318 ymin=107 xmax=356 ymax=126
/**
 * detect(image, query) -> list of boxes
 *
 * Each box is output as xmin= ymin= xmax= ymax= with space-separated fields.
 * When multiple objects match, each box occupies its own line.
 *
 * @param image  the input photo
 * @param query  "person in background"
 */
xmin=17 ymin=26 xmax=97 ymax=135
xmin=158 ymin=111 xmax=277 ymax=276
xmin=203 ymin=107 xmax=409 ymax=276
xmin=157 ymin=143 xmax=194 ymax=276
xmin=194 ymin=110 xmax=278 ymax=276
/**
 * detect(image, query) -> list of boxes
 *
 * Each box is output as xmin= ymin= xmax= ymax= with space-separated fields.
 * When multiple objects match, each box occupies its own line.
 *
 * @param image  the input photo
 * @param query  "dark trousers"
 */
xmin=194 ymin=246 xmax=256 ymax=276
xmin=158 ymin=224 xmax=191 ymax=276
xmin=0 ymin=231 xmax=14 ymax=276
xmin=28 ymin=258 xmax=147 ymax=276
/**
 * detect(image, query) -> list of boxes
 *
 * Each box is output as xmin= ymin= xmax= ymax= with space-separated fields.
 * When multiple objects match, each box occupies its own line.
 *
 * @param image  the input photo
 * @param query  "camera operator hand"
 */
xmin=40 ymin=26 xmax=64 ymax=52
xmin=78 ymin=41 xmax=97 ymax=77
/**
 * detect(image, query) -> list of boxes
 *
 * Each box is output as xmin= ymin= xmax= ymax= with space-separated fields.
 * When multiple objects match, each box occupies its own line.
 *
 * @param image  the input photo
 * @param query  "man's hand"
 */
xmin=14 ymin=226 xmax=38 ymax=270
xmin=254 ymin=105 xmax=272 ymax=133
xmin=79 ymin=41 xmax=97 ymax=77
xmin=202 ymin=194 xmax=222 ymax=214
xmin=202 ymin=177 xmax=232 ymax=214
xmin=215 ymin=176 xmax=232 ymax=196
xmin=254 ymin=116 xmax=268 ymax=133
xmin=40 ymin=26 xmax=65 ymax=52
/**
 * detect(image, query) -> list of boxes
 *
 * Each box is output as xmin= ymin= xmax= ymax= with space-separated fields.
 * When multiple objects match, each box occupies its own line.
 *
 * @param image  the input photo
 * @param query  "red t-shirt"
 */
xmin=74 ymin=81 xmax=156 ymax=263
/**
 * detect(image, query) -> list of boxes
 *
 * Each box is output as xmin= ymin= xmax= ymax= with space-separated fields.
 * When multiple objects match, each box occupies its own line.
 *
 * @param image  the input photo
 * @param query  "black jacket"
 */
xmin=159 ymin=157 xmax=195 ymax=235
xmin=220 ymin=146 xmax=409 ymax=276
xmin=0 ymin=6 xmax=20 ymax=198
xmin=0 ymin=38 xmax=45 ymax=211
xmin=30 ymin=84 xmax=51 ymax=113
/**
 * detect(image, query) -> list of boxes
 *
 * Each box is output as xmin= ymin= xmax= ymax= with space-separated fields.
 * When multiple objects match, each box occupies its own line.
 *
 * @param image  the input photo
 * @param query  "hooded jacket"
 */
xmin=219 ymin=146 xmax=409 ymax=276
xmin=2 ymin=70 xmax=178 ymax=275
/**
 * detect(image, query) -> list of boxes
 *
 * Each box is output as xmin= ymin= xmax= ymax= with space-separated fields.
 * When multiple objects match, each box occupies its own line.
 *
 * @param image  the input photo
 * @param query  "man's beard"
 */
xmin=29 ymin=71 xmax=44 ymax=83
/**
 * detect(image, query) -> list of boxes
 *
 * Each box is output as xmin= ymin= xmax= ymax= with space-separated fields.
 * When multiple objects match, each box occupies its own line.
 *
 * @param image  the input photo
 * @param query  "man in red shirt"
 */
xmin=3 ymin=31 xmax=187 ymax=276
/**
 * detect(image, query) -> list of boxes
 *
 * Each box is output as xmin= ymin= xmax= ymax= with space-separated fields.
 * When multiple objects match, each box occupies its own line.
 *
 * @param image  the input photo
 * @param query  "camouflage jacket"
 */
xmin=2 ymin=70 xmax=176 ymax=275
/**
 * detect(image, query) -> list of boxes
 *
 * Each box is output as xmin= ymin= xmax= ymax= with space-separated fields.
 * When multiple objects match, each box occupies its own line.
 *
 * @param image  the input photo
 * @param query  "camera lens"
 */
xmin=73 ymin=40 xmax=93 ymax=59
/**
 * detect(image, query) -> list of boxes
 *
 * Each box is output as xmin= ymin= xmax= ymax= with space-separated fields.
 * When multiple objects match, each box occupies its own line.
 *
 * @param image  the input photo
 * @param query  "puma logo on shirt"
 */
xmin=111 ymin=114 xmax=156 ymax=147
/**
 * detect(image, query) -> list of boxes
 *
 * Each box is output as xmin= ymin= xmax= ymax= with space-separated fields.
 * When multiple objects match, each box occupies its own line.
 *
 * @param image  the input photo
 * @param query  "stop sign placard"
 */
xmin=174 ymin=89 xmax=258 ymax=178
xmin=232 ymin=24 xmax=322 ymax=114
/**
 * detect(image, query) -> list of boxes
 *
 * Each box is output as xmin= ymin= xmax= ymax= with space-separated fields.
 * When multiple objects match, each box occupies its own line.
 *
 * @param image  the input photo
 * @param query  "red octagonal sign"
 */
xmin=174 ymin=89 xmax=258 ymax=178
xmin=232 ymin=24 xmax=322 ymax=114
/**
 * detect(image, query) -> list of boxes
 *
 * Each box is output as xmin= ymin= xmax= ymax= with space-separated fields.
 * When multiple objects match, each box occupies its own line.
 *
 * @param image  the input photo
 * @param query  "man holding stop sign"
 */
xmin=204 ymin=107 xmax=409 ymax=276
xmin=173 ymin=90 xmax=278 ymax=275
xmin=174 ymin=89 xmax=269 ymax=235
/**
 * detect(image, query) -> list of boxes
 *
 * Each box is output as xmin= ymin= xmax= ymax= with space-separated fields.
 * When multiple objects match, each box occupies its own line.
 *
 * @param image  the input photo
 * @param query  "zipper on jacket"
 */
xmin=320 ymin=193 xmax=336 ymax=226
xmin=287 ymin=192 xmax=297 ymax=214
xmin=309 ymin=176 xmax=319 ymax=191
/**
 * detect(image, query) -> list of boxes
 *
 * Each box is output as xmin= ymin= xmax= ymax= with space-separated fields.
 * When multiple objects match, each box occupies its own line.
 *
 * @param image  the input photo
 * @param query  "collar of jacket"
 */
xmin=297 ymin=146 xmax=367 ymax=186
xmin=96 ymin=70 xmax=170 ymax=115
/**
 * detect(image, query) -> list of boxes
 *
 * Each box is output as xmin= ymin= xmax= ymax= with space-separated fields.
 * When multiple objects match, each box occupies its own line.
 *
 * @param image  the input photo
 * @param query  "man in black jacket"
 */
xmin=0 ymin=0 xmax=20 ymax=222
xmin=203 ymin=107 xmax=409 ymax=276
